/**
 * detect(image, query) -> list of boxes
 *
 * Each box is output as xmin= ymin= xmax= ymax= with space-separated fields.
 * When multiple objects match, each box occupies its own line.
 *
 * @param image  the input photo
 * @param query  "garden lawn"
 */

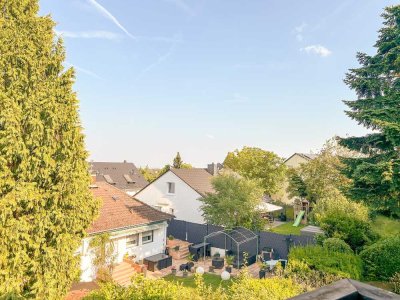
xmin=270 ymin=223 xmax=306 ymax=235
xmin=372 ymin=215 xmax=400 ymax=238
xmin=163 ymin=273 xmax=233 ymax=290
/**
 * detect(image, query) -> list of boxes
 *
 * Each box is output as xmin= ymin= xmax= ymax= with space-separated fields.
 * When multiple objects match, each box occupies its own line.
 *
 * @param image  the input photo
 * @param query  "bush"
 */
xmin=360 ymin=236 xmax=400 ymax=281
xmin=229 ymin=275 xmax=302 ymax=300
xmin=284 ymin=260 xmax=343 ymax=291
xmin=323 ymin=238 xmax=353 ymax=254
xmin=288 ymin=245 xmax=363 ymax=280
xmin=311 ymin=195 xmax=376 ymax=251
xmin=85 ymin=272 xmax=303 ymax=300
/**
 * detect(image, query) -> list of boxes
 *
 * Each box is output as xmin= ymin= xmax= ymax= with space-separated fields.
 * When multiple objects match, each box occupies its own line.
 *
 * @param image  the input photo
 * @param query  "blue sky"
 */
xmin=40 ymin=0 xmax=397 ymax=167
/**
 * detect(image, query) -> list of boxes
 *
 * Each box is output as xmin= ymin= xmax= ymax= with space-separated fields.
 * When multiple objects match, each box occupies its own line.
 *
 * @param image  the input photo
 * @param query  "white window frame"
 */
xmin=167 ymin=182 xmax=175 ymax=194
xmin=141 ymin=231 xmax=153 ymax=244
xmin=126 ymin=234 xmax=139 ymax=248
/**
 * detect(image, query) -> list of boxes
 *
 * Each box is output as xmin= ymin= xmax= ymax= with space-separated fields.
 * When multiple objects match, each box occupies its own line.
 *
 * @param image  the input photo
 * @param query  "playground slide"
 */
xmin=293 ymin=210 xmax=305 ymax=227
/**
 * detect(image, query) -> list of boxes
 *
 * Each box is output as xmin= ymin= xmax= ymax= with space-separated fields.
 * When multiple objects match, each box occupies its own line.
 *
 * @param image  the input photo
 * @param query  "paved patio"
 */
xmin=145 ymin=256 xmax=263 ymax=279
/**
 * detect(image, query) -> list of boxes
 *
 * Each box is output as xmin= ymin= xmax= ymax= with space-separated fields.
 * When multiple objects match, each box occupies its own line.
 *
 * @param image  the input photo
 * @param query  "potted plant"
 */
xmin=225 ymin=255 xmax=234 ymax=273
xmin=211 ymin=252 xmax=224 ymax=269
xmin=258 ymin=262 xmax=268 ymax=279
xmin=171 ymin=266 xmax=177 ymax=275
xmin=182 ymin=269 xmax=188 ymax=277
xmin=187 ymin=253 xmax=195 ymax=271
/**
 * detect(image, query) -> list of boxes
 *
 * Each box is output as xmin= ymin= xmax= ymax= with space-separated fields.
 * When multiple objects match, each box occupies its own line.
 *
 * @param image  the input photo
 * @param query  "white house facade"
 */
xmin=79 ymin=182 xmax=171 ymax=282
xmin=135 ymin=168 xmax=215 ymax=224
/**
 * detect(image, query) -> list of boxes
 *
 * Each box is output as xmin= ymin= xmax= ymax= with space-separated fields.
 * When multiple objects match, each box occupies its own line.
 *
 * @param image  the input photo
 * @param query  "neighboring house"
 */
xmin=90 ymin=161 xmax=148 ymax=196
xmin=283 ymin=153 xmax=318 ymax=168
xmin=135 ymin=168 xmax=215 ymax=224
xmin=273 ymin=153 xmax=318 ymax=205
xmin=79 ymin=181 xmax=172 ymax=282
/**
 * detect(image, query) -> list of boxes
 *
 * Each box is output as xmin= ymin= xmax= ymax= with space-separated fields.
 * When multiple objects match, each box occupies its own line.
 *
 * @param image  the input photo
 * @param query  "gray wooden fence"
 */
xmin=167 ymin=219 xmax=315 ymax=259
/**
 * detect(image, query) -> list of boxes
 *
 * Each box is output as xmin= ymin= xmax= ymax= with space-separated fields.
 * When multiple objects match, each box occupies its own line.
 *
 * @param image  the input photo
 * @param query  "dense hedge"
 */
xmin=288 ymin=245 xmax=363 ymax=280
xmin=85 ymin=273 xmax=303 ymax=300
xmin=323 ymin=238 xmax=353 ymax=254
xmin=360 ymin=236 xmax=400 ymax=281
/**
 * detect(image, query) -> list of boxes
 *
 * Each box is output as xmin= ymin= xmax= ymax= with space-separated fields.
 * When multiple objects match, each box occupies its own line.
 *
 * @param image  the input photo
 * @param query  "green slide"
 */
xmin=293 ymin=210 xmax=305 ymax=227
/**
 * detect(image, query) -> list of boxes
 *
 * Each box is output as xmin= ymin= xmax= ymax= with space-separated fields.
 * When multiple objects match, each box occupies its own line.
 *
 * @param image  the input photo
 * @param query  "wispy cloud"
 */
xmin=164 ymin=0 xmax=194 ymax=16
xmin=206 ymin=134 xmax=215 ymax=140
xmin=87 ymin=0 xmax=134 ymax=38
xmin=300 ymin=45 xmax=332 ymax=57
xmin=65 ymin=62 xmax=102 ymax=79
xmin=293 ymin=22 xmax=307 ymax=42
xmin=55 ymin=30 xmax=121 ymax=40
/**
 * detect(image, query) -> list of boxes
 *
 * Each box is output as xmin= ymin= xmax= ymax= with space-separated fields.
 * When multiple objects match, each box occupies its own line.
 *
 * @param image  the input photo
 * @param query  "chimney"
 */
xmin=207 ymin=163 xmax=219 ymax=176
xmin=123 ymin=160 xmax=127 ymax=163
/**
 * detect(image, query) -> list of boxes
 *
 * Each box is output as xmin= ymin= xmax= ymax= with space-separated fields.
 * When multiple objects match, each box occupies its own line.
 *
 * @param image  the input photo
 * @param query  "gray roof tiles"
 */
xmin=90 ymin=161 xmax=148 ymax=192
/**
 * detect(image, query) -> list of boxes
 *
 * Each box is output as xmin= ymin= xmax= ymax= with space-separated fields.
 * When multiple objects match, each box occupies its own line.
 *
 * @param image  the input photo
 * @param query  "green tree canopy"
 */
xmin=339 ymin=5 xmax=400 ymax=217
xmin=0 ymin=1 xmax=99 ymax=298
xmin=223 ymin=147 xmax=286 ymax=195
xmin=287 ymin=139 xmax=351 ymax=203
xmin=200 ymin=174 xmax=265 ymax=230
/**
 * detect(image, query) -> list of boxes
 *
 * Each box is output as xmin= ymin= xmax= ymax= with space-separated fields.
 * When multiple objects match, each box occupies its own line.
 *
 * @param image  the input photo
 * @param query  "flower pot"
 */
xmin=209 ymin=266 xmax=215 ymax=273
xmin=259 ymin=269 xmax=266 ymax=279
xmin=171 ymin=269 xmax=177 ymax=275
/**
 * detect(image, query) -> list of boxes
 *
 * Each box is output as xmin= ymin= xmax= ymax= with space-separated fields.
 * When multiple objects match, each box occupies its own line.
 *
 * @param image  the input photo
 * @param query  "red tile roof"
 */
xmin=88 ymin=182 xmax=172 ymax=234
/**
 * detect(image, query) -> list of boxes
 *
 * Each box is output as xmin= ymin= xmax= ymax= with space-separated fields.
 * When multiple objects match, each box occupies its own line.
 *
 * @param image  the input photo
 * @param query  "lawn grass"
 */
xmin=372 ymin=215 xmax=400 ymax=238
xmin=163 ymin=273 xmax=233 ymax=290
xmin=269 ymin=222 xmax=306 ymax=235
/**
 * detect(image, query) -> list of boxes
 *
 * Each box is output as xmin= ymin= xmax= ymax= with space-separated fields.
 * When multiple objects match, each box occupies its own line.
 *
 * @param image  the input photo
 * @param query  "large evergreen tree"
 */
xmin=339 ymin=5 xmax=400 ymax=217
xmin=0 ymin=1 xmax=99 ymax=298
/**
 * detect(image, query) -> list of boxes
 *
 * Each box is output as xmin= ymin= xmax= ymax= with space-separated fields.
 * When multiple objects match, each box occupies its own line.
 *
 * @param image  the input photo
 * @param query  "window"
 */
xmin=142 ymin=231 xmax=153 ymax=244
xmin=126 ymin=234 xmax=138 ymax=247
xmin=103 ymin=174 xmax=116 ymax=185
xmin=124 ymin=174 xmax=135 ymax=184
xmin=167 ymin=182 xmax=175 ymax=194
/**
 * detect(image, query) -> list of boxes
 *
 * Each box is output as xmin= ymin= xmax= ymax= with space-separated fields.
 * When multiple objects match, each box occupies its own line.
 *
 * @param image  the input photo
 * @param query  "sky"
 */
xmin=40 ymin=0 xmax=398 ymax=168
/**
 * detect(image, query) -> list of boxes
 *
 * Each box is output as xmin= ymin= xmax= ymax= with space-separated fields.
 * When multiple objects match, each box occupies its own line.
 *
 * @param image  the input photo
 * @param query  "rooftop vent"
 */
xmin=103 ymin=174 xmax=116 ymax=185
xmin=124 ymin=174 xmax=136 ymax=184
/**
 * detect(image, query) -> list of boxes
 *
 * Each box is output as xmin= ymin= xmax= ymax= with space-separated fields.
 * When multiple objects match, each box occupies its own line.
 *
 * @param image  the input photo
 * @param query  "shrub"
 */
xmin=323 ymin=238 xmax=353 ymax=254
xmin=311 ymin=195 xmax=376 ymax=251
xmin=360 ymin=236 xmax=400 ymax=281
xmin=85 ymin=272 xmax=303 ymax=300
xmin=229 ymin=275 xmax=302 ymax=300
xmin=284 ymin=259 xmax=343 ymax=291
xmin=391 ymin=273 xmax=400 ymax=294
xmin=288 ymin=245 xmax=363 ymax=280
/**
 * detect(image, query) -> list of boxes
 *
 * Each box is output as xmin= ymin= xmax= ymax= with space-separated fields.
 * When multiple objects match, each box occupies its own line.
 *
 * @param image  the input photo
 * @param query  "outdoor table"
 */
xmin=264 ymin=259 xmax=279 ymax=270
xmin=143 ymin=253 xmax=172 ymax=272
xmin=189 ymin=242 xmax=211 ymax=260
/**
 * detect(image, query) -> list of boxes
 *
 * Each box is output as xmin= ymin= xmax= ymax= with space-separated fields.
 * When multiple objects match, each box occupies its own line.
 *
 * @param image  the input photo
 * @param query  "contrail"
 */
xmin=87 ymin=0 xmax=134 ymax=39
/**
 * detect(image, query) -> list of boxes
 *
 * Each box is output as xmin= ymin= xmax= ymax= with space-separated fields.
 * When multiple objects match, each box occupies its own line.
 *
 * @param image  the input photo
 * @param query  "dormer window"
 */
xmin=167 ymin=182 xmax=175 ymax=194
xmin=124 ymin=174 xmax=135 ymax=184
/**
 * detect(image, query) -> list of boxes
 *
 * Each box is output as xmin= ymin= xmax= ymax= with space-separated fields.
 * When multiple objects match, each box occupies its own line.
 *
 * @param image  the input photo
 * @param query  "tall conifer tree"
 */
xmin=0 ymin=1 xmax=99 ymax=298
xmin=173 ymin=152 xmax=183 ymax=168
xmin=339 ymin=5 xmax=400 ymax=217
